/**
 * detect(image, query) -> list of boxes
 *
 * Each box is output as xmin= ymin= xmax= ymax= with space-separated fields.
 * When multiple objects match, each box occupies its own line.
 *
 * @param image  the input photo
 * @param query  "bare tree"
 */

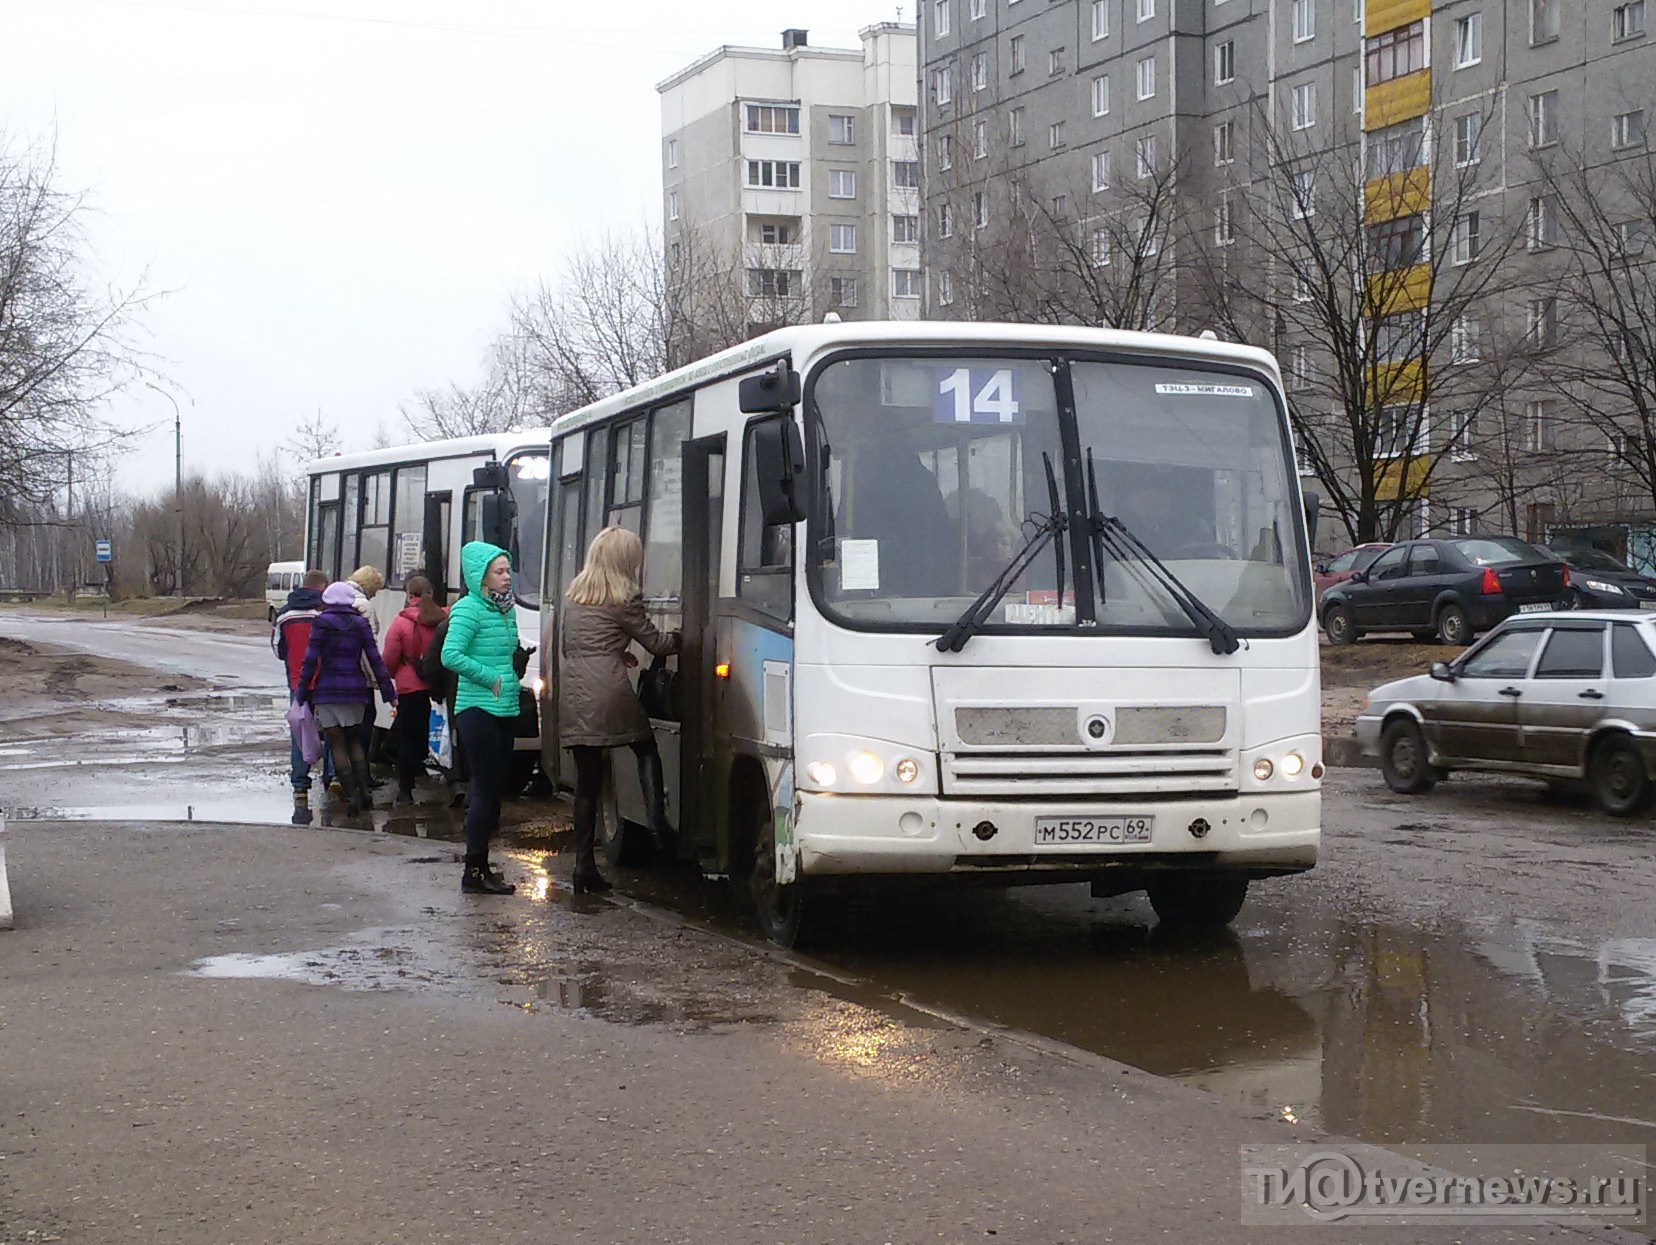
xmin=0 ymin=133 xmax=155 ymax=525
xmin=400 ymin=331 xmax=548 ymax=440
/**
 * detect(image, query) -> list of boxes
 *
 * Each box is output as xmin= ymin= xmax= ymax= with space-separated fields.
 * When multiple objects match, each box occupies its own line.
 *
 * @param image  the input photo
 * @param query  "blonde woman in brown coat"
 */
xmin=559 ymin=527 xmax=681 ymax=894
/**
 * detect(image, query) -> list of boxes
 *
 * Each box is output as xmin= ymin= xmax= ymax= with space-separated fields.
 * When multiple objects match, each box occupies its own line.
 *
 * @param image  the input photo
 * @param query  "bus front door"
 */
xmin=679 ymin=435 xmax=726 ymax=866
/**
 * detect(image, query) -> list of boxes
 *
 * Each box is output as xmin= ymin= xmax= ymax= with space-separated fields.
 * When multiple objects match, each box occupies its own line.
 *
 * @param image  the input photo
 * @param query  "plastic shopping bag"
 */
xmin=286 ymin=698 xmax=323 ymax=765
xmin=430 ymin=704 xmax=453 ymax=770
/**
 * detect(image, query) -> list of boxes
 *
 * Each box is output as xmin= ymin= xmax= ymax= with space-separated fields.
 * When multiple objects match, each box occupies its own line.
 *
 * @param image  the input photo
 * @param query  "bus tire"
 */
xmin=598 ymin=762 xmax=651 ymax=867
xmin=748 ymin=791 xmax=837 ymax=949
xmin=1145 ymin=873 xmax=1249 ymax=927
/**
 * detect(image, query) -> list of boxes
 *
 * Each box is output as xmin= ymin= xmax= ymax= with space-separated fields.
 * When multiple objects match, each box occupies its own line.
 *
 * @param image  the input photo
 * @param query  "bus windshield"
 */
xmin=508 ymin=451 xmax=551 ymax=606
xmin=807 ymin=353 xmax=1310 ymax=636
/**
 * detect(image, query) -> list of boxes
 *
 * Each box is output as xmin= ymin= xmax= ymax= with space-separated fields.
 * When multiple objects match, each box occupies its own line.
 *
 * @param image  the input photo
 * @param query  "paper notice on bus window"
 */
xmin=395 ymin=532 xmax=422 ymax=578
xmin=839 ymin=540 xmax=881 ymax=591
xmin=1154 ymin=383 xmax=1255 ymax=397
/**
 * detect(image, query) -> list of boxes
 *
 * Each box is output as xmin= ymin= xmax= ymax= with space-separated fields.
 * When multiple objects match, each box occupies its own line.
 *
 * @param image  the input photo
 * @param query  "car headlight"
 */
xmin=1584 ymin=579 xmax=1627 ymax=594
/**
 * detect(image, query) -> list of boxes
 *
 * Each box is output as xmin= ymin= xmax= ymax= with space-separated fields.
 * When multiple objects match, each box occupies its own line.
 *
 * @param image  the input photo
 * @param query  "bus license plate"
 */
xmin=1034 ymin=816 xmax=1154 ymax=845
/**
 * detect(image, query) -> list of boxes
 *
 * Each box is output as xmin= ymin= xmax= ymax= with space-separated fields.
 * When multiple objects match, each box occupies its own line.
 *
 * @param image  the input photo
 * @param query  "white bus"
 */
xmin=304 ymin=431 xmax=552 ymax=780
xmin=536 ymin=323 xmax=1321 ymax=945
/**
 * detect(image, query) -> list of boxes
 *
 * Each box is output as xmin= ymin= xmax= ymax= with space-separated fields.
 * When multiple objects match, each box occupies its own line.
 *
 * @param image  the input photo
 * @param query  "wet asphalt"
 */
xmin=2 ymin=612 xmax=1653 ymax=1182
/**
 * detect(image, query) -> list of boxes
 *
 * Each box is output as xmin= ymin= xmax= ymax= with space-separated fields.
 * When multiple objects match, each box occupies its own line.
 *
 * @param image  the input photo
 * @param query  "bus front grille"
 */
xmin=941 ymin=749 xmax=1237 ymax=797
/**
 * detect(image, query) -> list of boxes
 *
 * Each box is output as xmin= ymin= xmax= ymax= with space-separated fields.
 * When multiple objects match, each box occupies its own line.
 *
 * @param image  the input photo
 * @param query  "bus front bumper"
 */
xmin=791 ymin=789 xmax=1320 ymax=878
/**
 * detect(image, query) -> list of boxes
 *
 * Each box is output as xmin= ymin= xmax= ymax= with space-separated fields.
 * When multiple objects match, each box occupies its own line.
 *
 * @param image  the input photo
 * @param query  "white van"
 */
xmin=265 ymin=560 xmax=306 ymax=621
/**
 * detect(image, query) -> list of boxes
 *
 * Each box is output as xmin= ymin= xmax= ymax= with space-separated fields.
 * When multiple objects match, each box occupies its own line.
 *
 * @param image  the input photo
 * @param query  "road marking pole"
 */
xmin=0 ymin=815 xmax=12 ymax=929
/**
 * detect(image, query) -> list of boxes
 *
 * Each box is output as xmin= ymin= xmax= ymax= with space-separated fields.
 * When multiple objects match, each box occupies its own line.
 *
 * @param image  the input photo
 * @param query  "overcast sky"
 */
xmin=1 ymin=0 xmax=889 ymax=496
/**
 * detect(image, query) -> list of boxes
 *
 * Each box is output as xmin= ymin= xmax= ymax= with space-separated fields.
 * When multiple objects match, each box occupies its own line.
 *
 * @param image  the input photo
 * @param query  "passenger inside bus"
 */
xmin=836 ymin=438 xmax=958 ymax=597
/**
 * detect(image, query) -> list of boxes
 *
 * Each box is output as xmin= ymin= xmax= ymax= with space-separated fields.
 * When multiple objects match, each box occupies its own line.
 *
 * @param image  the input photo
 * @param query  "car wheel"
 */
xmin=1146 ymin=873 xmax=1249 ymax=927
xmin=1435 ymin=602 xmax=1470 ymax=646
xmin=1324 ymin=604 xmax=1357 ymax=646
xmin=1589 ymin=735 xmax=1651 ymax=817
xmin=1380 ymin=717 xmax=1437 ymax=794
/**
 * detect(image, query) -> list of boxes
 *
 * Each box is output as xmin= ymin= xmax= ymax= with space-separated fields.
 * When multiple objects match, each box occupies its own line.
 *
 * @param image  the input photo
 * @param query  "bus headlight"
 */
xmin=805 ymin=761 xmax=838 ymax=788
xmin=1254 ymin=757 xmax=1274 ymax=781
xmin=847 ymin=751 xmax=885 ymax=785
xmin=894 ymin=757 xmax=920 ymax=784
xmin=1281 ymin=751 xmax=1305 ymax=779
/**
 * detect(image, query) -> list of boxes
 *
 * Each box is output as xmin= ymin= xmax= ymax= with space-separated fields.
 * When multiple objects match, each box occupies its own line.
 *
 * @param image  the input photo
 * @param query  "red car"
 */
xmin=1314 ymin=543 xmax=1390 ymax=601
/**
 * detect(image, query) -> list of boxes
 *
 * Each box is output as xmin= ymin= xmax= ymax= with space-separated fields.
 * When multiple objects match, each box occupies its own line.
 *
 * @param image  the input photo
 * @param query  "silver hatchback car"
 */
xmin=1355 ymin=610 xmax=1656 ymax=816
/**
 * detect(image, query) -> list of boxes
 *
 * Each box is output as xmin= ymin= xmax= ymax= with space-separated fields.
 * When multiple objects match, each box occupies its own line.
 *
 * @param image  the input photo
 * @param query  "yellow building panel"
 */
xmin=1367 ymin=359 xmax=1426 ymax=407
xmin=1364 ymin=167 xmax=1432 ymax=224
xmin=1364 ymin=70 xmax=1431 ymax=132
xmin=1375 ymin=455 xmax=1431 ymax=501
xmin=1365 ymin=263 xmax=1431 ymax=317
xmin=1365 ymin=0 xmax=1430 ymax=38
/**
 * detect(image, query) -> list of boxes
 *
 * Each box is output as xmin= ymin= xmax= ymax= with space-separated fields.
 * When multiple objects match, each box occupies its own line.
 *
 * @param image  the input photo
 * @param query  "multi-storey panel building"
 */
xmin=659 ymin=24 xmax=921 ymax=334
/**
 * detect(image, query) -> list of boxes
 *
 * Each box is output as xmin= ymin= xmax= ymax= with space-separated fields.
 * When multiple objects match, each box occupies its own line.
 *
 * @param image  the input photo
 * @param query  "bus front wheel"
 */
xmin=1145 ymin=873 xmax=1249 ymax=927
xmin=748 ymin=793 xmax=838 ymax=949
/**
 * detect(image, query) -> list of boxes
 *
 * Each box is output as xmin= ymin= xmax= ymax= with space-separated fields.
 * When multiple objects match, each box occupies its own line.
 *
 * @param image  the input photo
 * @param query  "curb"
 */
xmin=1324 ymin=736 xmax=1377 ymax=769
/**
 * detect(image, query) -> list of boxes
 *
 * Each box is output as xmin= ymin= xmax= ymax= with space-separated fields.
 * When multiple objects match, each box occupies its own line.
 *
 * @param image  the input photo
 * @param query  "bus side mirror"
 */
xmin=1302 ymin=490 xmax=1320 ymax=555
xmin=753 ymin=418 xmax=807 ymax=525
xmin=480 ymin=490 xmax=517 ymax=553
xmin=739 ymin=361 xmax=801 ymax=414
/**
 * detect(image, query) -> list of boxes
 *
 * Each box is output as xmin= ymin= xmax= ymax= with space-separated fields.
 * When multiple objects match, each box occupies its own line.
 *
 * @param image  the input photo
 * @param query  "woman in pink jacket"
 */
xmin=381 ymin=574 xmax=446 ymax=805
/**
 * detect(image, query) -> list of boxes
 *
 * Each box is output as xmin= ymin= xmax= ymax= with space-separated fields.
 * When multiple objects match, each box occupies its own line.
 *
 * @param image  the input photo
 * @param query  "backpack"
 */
xmin=420 ymin=616 xmax=454 ymax=703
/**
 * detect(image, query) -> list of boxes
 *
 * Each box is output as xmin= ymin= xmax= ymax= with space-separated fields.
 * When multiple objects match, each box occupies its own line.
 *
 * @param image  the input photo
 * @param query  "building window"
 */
xmin=1526 ymin=400 xmax=1557 ymax=450
xmin=974 ymin=191 xmax=989 ymax=228
xmin=1292 ymin=0 xmax=1315 ymax=41
xmin=1528 ymin=196 xmax=1558 ymax=249
xmin=1010 ymin=34 xmax=1025 ymax=73
xmin=1454 ymin=13 xmax=1482 ymax=66
xmin=828 ymin=114 xmax=855 ymax=145
xmin=938 ymin=271 xmax=955 ymax=305
xmin=1136 ymin=55 xmax=1156 ymax=99
xmin=758 ymin=221 xmax=791 ymax=244
xmin=1049 ymin=120 xmax=1066 ymax=149
xmin=1613 ymin=110 xmax=1646 ymax=149
xmin=745 ymin=104 xmax=800 ymax=134
xmin=1091 ymin=149 xmax=1111 ymax=191
xmin=1368 ymin=214 xmax=1426 ymax=271
xmin=746 ymin=160 xmax=801 ymax=189
xmin=1615 ymin=1 xmax=1646 ymax=39
xmin=829 ymin=276 xmax=858 ymax=308
xmin=1050 ymin=47 xmax=1067 ymax=76
xmin=1289 ymin=343 xmax=1311 ymax=389
xmin=972 ymin=119 xmax=987 ymax=159
xmin=1092 ymin=228 xmax=1110 ymax=266
xmin=971 ymin=0 xmax=986 ymax=17
xmin=1365 ymin=22 xmax=1426 ymax=84
xmin=1369 ymin=117 xmax=1425 ymax=176
xmin=1617 ymin=220 xmax=1650 ymax=255
xmin=1051 ymin=194 xmax=1068 ymax=219
xmin=893 ymin=214 xmax=919 ymax=243
xmin=938 ymin=134 xmax=954 ymax=169
xmin=1528 ymin=297 xmax=1559 ymax=347
xmin=1292 ymin=82 xmax=1317 ymax=130
xmin=746 ymin=268 xmax=801 ymax=298
xmin=893 ymin=268 xmax=922 ymax=299
xmin=1091 ymin=0 xmax=1109 ymax=39
xmin=1452 ymin=314 xmax=1481 ymax=363
xmin=893 ymin=160 xmax=920 ymax=188
xmin=829 ymin=169 xmax=857 ymax=199
xmin=934 ymin=66 xmax=954 ymax=105
xmin=939 ymin=203 xmax=955 ymax=238
xmin=1451 ymin=409 xmax=1479 ymax=460
xmin=934 ymin=0 xmax=951 ymax=37
xmin=1135 ymin=135 xmax=1156 ymax=178
xmin=1375 ymin=312 xmax=1425 ymax=363
xmin=1215 ymin=193 xmax=1235 ymax=245
xmin=972 ymin=52 xmax=988 ymax=91
xmin=1353 ymin=66 xmax=1363 ymax=113
xmin=894 ymin=108 xmax=917 ymax=136
xmin=1453 ymin=113 xmax=1483 ymax=166
xmin=1376 ymin=406 xmax=1415 ymax=458
xmin=1528 ymin=90 xmax=1558 ymax=148
xmin=1214 ymin=120 xmax=1234 ymax=165
xmin=1009 ymin=107 xmax=1026 ymax=146
xmin=1291 ymin=170 xmax=1315 ymax=219
xmin=1531 ymin=0 xmax=1559 ymax=43
xmin=1135 ymin=216 xmax=1159 ymax=257
xmin=1091 ymin=74 xmax=1110 ymax=116
xmin=1138 ymin=0 xmax=1154 ymax=21
xmin=1293 ymin=274 xmax=1312 ymax=302
xmin=667 ymin=190 xmax=679 ymax=221
xmin=1451 ymin=505 xmax=1477 ymax=533
xmin=666 ymin=138 xmax=678 ymax=168
xmin=1451 ymin=212 xmax=1481 ymax=264
xmin=829 ymin=224 xmax=857 ymax=254
xmin=1215 ymin=41 xmax=1235 ymax=85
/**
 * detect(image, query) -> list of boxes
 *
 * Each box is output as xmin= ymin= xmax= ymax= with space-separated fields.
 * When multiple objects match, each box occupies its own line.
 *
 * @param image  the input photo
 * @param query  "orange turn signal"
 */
xmin=715 ymin=662 xmax=731 ymax=679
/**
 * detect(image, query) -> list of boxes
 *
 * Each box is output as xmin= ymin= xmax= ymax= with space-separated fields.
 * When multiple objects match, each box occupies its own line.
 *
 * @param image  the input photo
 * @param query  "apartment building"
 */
xmin=659 ymin=24 xmax=922 ymax=333
xmin=918 ymin=0 xmax=1656 ymax=558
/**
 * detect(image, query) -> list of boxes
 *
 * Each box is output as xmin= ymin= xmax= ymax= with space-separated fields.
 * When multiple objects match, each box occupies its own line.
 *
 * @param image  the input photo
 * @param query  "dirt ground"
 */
xmin=1319 ymin=634 xmax=1460 ymax=738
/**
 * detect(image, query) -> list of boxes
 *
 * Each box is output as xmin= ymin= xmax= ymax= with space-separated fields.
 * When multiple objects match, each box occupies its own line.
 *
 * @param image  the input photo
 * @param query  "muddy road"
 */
xmin=1 ymin=610 xmax=1652 ymax=1177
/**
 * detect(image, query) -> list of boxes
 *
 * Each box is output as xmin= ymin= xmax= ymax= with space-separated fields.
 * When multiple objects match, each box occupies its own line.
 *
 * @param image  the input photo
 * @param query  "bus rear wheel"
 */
xmin=1145 ymin=873 xmax=1249 ymax=927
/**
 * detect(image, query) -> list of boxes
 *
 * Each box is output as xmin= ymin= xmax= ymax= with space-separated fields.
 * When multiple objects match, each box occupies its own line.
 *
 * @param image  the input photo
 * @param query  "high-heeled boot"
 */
xmin=637 ymin=749 xmax=677 ymax=861
xmin=570 ymin=795 xmax=612 ymax=894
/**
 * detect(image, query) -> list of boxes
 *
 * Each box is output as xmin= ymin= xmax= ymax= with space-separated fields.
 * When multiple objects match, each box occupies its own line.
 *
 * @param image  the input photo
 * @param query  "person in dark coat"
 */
xmin=558 ymin=526 xmax=681 ymax=895
xmin=272 ymin=568 xmax=334 ymax=816
xmin=297 ymin=581 xmax=398 ymax=815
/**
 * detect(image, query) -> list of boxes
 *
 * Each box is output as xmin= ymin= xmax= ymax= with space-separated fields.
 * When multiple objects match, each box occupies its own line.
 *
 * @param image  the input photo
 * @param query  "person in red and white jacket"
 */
xmin=272 ymin=568 xmax=334 ymax=813
xmin=380 ymin=574 xmax=447 ymax=805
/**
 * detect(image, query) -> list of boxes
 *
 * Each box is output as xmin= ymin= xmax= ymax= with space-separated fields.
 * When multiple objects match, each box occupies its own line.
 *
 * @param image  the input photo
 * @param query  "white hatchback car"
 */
xmin=1355 ymin=610 xmax=1656 ymax=816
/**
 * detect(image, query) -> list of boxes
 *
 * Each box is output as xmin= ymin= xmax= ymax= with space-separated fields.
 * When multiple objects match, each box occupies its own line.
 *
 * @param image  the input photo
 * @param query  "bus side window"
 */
xmin=739 ymin=419 xmax=794 ymax=624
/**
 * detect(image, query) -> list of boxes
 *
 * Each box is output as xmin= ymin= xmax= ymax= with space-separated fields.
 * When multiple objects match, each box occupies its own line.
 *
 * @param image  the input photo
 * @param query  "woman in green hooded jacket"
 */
xmin=441 ymin=540 xmax=521 ymax=895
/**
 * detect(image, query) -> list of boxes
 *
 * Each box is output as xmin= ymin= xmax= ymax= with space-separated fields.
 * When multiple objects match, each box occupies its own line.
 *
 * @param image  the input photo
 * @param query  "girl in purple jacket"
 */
xmin=298 ymin=582 xmax=398 ymax=814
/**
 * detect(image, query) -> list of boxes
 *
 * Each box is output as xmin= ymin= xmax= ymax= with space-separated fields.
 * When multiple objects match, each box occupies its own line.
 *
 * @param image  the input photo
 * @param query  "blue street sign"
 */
xmin=95 ymin=540 xmax=112 ymax=563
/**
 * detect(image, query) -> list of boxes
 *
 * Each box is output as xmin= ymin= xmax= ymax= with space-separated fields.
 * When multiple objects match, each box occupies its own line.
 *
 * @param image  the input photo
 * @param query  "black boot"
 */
xmin=347 ymin=756 xmax=374 ymax=815
xmin=637 ymin=749 xmax=677 ymax=861
xmin=462 ymin=859 xmax=514 ymax=894
xmin=570 ymin=796 xmax=612 ymax=895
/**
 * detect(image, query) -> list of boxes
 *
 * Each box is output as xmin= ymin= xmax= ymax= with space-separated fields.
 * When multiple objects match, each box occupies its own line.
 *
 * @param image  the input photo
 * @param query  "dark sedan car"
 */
xmin=1313 ymin=542 xmax=1390 ymax=601
xmin=1320 ymin=536 xmax=1570 ymax=646
xmin=1550 ymin=547 xmax=1656 ymax=611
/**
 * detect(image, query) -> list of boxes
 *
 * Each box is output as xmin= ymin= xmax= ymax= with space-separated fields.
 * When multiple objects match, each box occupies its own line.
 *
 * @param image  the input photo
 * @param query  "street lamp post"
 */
xmin=143 ymin=382 xmax=183 ymax=596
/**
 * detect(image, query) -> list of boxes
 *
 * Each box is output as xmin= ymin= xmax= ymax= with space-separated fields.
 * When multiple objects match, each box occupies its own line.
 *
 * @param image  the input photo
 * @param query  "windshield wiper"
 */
xmin=936 ymin=454 xmax=1068 ymax=653
xmin=1085 ymin=450 xmax=1240 ymax=656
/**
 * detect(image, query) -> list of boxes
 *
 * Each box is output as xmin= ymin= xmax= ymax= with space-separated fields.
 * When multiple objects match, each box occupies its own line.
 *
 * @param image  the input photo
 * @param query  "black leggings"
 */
xmin=456 ymin=707 xmax=516 ymax=864
xmin=570 ymin=742 xmax=658 ymax=800
xmin=394 ymin=690 xmax=431 ymax=789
